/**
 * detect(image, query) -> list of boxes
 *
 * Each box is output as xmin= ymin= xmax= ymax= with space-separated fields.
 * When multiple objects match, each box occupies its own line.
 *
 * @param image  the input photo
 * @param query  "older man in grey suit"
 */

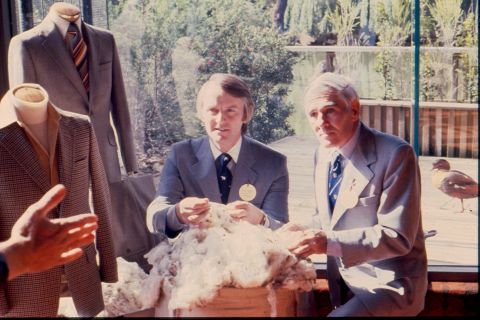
xmin=8 ymin=3 xmax=137 ymax=183
xmin=284 ymin=72 xmax=427 ymax=316
xmin=147 ymin=73 xmax=289 ymax=238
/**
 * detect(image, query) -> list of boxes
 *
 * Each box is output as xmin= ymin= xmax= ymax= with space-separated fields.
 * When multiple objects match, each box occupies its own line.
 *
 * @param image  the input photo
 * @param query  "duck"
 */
xmin=431 ymin=159 xmax=478 ymax=213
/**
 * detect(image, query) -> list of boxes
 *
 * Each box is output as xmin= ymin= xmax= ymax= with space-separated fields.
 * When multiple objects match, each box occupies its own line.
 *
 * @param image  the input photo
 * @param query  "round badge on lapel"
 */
xmin=239 ymin=184 xmax=256 ymax=201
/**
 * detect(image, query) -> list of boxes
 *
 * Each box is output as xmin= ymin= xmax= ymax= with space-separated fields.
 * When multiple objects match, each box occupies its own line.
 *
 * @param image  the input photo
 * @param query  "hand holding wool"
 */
xmin=288 ymin=229 xmax=328 ymax=258
xmin=176 ymin=197 xmax=210 ymax=225
xmin=226 ymin=200 xmax=265 ymax=225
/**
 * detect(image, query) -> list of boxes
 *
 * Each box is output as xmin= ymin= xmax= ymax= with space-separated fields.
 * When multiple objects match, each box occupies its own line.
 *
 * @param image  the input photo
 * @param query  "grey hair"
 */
xmin=304 ymin=72 xmax=359 ymax=111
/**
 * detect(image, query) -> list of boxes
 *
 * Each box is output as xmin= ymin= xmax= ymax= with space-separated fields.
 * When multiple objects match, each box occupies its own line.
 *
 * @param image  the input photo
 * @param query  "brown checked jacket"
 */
xmin=0 ymin=97 xmax=117 ymax=317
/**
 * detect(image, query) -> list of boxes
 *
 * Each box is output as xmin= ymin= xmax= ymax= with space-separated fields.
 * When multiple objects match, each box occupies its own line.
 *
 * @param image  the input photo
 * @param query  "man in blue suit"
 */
xmin=147 ymin=73 xmax=289 ymax=238
xmin=284 ymin=72 xmax=427 ymax=316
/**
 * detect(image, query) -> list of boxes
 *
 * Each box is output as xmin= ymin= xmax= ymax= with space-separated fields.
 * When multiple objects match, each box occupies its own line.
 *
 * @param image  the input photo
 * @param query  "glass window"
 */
xmin=13 ymin=0 xmax=478 ymax=270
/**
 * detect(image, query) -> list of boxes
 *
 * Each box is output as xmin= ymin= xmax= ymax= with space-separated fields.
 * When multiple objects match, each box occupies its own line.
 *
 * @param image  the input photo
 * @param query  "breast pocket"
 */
xmin=98 ymin=61 xmax=112 ymax=92
xmin=98 ymin=61 xmax=112 ymax=70
xmin=74 ymin=156 xmax=88 ymax=169
xmin=344 ymin=195 xmax=379 ymax=228
xmin=72 ymin=157 xmax=89 ymax=186
xmin=357 ymin=195 xmax=379 ymax=207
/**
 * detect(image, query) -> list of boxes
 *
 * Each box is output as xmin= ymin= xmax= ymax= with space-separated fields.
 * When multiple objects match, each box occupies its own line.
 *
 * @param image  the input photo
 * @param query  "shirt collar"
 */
xmin=209 ymin=136 xmax=242 ymax=164
xmin=49 ymin=11 xmax=82 ymax=39
xmin=329 ymin=121 xmax=361 ymax=161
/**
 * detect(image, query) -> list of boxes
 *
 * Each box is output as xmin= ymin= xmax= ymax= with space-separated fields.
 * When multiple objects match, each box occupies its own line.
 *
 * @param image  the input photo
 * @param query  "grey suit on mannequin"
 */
xmin=8 ymin=15 xmax=137 ymax=183
xmin=147 ymin=135 xmax=289 ymax=238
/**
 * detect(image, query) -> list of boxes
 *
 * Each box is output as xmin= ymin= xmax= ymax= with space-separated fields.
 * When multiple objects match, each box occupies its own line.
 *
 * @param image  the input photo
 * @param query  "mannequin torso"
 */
xmin=10 ymin=84 xmax=49 ymax=150
xmin=51 ymin=2 xmax=80 ymax=22
xmin=49 ymin=2 xmax=82 ymax=38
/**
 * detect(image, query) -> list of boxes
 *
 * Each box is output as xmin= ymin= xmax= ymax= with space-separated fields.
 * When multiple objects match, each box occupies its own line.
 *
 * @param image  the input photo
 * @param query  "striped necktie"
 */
xmin=328 ymin=152 xmax=344 ymax=211
xmin=65 ymin=22 xmax=89 ymax=92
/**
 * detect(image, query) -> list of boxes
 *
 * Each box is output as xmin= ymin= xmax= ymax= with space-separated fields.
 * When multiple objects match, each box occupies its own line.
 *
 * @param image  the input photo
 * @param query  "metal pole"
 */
xmin=412 ymin=0 xmax=420 ymax=155
xmin=0 ymin=0 xmax=17 ymax=96
xmin=82 ymin=0 xmax=92 ymax=24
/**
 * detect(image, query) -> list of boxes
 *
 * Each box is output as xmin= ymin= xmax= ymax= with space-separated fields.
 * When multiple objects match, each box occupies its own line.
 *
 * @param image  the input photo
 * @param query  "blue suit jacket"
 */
xmin=314 ymin=123 xmax=428 ymax=316
xmin=147 ymin=135 xmax=289 ymax=238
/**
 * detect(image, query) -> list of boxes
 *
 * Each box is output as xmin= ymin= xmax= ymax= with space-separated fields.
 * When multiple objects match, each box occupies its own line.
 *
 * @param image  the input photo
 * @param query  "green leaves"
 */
xmin=130 ymin=0 xmax=297 ymax=147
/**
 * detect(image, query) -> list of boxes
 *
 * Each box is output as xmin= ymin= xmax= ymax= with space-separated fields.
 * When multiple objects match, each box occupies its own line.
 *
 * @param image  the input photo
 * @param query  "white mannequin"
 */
xmin=48 ymin=2 xmax=82 ymax=38
xmin=51 ymin=2 xmax=80 ymax=22
xmin=9 ymin=83 xmax=49 ymax=150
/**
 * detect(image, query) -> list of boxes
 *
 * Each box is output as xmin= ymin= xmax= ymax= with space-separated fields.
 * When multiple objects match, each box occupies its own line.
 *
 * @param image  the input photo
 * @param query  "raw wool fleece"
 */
xmin=101 ymin=258 xmax=148 ymax=316
xmin=141 ymin=203 xmax=316 ymax=311
xmin=59 ymin=258 xmax=148 ymax=317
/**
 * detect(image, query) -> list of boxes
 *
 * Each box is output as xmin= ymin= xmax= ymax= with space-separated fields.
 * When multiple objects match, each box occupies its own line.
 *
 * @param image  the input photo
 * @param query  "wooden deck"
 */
xmin=269 ymin=136 xmax=478 ymax=266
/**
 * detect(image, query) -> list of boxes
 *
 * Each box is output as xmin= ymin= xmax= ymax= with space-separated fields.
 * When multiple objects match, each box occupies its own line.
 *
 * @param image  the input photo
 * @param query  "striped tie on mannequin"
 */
xmin=65 ymin=22 xmax=89 ymax=92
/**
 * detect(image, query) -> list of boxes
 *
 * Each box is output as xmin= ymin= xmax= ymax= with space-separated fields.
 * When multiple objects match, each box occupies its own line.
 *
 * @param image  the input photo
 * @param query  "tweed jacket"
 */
xmin=8 ymin=17 xmax=137 ymax=183
xmin=313 ymin=123 xmax=428 ymax=316
xmin=0 ymin=96 xmax=118 ymax=317
xmin=147 ymin=135 xmax=289 ymax=238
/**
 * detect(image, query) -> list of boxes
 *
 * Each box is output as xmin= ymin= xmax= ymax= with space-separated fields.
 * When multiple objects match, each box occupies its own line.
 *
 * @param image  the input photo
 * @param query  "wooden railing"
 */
xmin=360 ymin=100 xmax=478 ymax=158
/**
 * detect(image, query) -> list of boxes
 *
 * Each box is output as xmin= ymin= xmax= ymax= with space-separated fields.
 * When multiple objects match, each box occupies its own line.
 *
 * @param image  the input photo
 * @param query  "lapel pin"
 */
xmin=349 ymin=178 xmax=356 ymax=191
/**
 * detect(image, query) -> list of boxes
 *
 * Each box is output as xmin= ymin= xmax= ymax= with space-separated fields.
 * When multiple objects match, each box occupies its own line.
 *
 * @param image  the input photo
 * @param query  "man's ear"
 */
xmin=352 ymin=108 xmax=360 ymax=121
xmin=351 ymin=99 xmax=360 ymax=121
xmin=242 ymin=105 xmax=249 ymax=123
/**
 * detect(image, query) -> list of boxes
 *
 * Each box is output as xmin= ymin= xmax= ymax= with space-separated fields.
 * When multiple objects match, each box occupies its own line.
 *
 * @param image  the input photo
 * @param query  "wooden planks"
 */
xmin=358 ymin=100 xmax=477 ymax=158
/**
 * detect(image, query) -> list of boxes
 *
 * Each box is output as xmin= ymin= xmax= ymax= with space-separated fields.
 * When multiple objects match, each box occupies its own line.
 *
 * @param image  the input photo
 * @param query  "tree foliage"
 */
xmin=325 ymin=0 xmax=363 ymax=46
xmin=130 ymin=0 xmax=297 ymax=153
xmin=427 ymin=0 xmax=463 ymax=46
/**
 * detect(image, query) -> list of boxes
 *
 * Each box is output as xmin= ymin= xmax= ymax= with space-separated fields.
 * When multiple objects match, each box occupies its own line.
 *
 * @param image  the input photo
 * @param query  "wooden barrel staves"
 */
xmin=155 ymin=286 xmax=297 ymax=317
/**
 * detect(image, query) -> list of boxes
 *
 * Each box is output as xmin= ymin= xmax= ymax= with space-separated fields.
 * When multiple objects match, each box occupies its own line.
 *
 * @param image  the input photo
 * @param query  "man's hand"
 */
xmin=287 ymin=228 xmax=328 ymax=259
xmin=0 ymin=184 xmax=98 ymax=280
xmin=176 ymin=197 xmax=210 ymax=225
xmin=226 ymin=201 xmax=265 ymax=225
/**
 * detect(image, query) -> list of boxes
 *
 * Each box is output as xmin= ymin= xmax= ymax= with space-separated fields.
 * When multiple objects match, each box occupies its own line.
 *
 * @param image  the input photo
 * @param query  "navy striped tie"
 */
xmin=65 ymin=22 xmax=89 ymax=92
xmin=328 ymin=153 xmax=344 ymax=211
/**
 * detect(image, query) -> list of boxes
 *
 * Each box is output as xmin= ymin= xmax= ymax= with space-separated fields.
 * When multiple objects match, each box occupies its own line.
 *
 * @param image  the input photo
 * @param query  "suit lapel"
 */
xmin=330 ymin=124 xmax=376 ymax=228
xmin=314 ymin=147 xmax=332 ymax=229
xmin=0 ymin=124 xmax=51 ymax=194
xmin=229 ymin=137 xmax=258 ymax=202
xmin=41 ymin=20 xmax=89 ymax=105
xmin=192 ymin=137 xmax=222 ymax=203
xmin=83 ymin=24 xmax=99 ymax=107
xmin=57 ymin=116 xmax=74 ymax=217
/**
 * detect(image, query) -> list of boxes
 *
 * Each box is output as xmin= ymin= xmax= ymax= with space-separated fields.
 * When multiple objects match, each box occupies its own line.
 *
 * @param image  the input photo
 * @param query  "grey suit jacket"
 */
xmin=8 ymin=18 xmax=137 ymax=183
xmin=313 ymin=123 xmax=428 ymax=316
xmin=147 ymin=135 xmax=289 ymax=238
xmin=0 ymin=97 xmax=117 ymax=317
